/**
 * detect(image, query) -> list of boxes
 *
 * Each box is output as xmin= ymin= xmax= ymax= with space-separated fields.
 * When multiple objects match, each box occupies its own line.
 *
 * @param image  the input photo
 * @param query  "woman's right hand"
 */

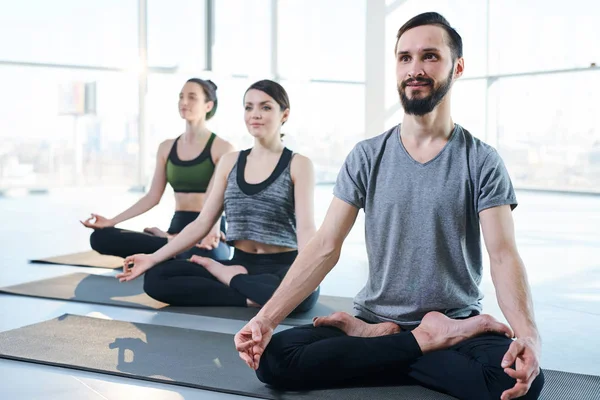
xmin=80 ymin=214 xmax=115 ymax=229
xmin=116 ymin=254 xmax=157 ymax=282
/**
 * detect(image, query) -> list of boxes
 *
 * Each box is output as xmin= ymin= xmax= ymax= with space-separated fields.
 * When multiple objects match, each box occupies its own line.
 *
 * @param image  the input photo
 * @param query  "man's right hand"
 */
xmin=80 ymin=214 xmax=114 ymax=229
xmin=234 ymin=316 xmax=276 ymax=370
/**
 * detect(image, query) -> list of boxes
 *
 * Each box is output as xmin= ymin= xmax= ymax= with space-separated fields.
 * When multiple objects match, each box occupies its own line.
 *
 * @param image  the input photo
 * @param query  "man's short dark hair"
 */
xmin=395 ymin=12 xmax=463 ymax=61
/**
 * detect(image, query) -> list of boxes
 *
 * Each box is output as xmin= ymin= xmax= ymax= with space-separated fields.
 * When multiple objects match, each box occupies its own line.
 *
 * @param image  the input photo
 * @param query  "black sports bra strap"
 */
xmin=236 ymin=148 xmax=293 ymax=196
xmin=206 ymin=132 xmax=216 ymax=148
xmin=168 ymin=136 xmax=181 ymax=158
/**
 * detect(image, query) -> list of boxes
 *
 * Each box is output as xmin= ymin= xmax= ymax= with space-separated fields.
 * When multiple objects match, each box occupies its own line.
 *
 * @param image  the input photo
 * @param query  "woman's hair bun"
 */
xmin=206 ymin=79 xmax=218 ymax=91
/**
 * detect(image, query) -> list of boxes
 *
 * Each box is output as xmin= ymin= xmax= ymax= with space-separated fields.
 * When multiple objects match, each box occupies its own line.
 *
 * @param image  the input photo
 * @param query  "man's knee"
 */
xmin=255 ymin=350 xmax=278 ymax=386
xmin=255 ymin=333 xmax=290 ymax=387
xmin=484 ymin=366 xmax=545 ymax=400
xmin=255 ymin=330 xmax=310 ymax=389
xmin=524 ymin=369 xmax=545 ymax=400
xmin=256 ymin=324 xmax=346 ymax=389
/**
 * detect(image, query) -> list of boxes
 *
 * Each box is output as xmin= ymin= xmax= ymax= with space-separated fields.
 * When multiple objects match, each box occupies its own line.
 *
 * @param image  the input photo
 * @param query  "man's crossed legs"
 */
xmin=256 ymin=312 xmax=545 ymax=400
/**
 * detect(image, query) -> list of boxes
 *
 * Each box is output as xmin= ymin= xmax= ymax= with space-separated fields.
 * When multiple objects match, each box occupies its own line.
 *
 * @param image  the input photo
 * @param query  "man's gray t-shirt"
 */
xmin=333 ymin=124 xmax=517 ymax=325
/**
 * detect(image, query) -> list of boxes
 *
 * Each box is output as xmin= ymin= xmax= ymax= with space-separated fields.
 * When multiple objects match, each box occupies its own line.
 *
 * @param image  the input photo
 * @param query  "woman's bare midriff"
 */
xmin=174 ymin=192 xmax=207 ymax=212
xmin=233 ymin=239 xmax=296 ymax=255
xmin=172 ymin=194 xmax=295 ymax=255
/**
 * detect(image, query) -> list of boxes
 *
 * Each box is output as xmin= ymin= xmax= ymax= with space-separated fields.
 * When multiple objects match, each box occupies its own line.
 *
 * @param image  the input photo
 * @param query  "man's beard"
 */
xmin=398 ymin=67 xmax=454 ymax=116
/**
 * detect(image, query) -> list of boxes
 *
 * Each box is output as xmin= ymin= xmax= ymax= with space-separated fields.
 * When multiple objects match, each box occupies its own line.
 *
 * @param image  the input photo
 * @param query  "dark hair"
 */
xmin=186 ymin=78 xmax=218 ymax=120
xmin=244 ymin=80 xmax=290 ymax=125
xmin=395 ymin=12 xmax=463 ymax=61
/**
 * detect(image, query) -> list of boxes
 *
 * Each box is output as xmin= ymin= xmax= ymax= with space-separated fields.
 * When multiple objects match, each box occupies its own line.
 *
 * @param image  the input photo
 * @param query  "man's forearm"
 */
xmin=492 ymin=255 xmax=540 ymax=341
xmin=258 ymin=234 xmax=340 ymax=325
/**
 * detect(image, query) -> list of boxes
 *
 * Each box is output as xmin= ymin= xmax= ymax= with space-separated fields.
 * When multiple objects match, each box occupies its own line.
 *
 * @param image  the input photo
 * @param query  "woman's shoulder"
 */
xmin=211 ymin=133 xmax=235 ymax=157
xmin=220 ymin=149 xmax=241 ymax=161
xmin=217 ymin=149 xmax=242 ymax=171
xmin=289 ymin=152 xmax=314 ymax=180
xmin=289 ymin=151 xmax=312 ymax=165
xmin=157 ymin=137 xmax=178 ymax=160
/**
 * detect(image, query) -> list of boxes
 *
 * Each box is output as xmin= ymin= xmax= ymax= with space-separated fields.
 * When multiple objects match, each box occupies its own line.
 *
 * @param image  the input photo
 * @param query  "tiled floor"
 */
xmin=0 ymin=186 xmax=598 ymax=399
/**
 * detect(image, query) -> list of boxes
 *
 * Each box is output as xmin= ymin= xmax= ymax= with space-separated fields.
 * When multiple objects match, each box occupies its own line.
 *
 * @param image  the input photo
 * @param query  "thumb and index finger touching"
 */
xmin=502 ymin=339 xmax=525 ymax=368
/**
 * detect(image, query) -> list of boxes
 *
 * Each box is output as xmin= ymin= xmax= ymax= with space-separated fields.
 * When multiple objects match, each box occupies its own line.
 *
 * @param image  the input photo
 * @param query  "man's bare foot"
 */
xmin=246 ymin=299 xmax=261 ymax=308
xmin=143 ymin=227 xmax=169 ymax=238
xmin=189 ymin=256 xmax=248 ymax=286
xmin=412 ymin=312 xmax=513 ymax=354
xmin=313 ymin=311 xmax=401 ymax=337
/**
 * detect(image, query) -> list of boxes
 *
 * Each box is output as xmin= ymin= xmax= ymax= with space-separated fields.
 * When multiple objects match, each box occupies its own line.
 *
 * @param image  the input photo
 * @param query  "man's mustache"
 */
xmin=401 ymin=77 xmax=434 ymax=89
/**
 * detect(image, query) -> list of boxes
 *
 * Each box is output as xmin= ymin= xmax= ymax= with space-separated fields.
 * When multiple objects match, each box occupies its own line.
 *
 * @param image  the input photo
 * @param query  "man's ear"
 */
xmin=454 ymin=57 xmax=465 ymax=79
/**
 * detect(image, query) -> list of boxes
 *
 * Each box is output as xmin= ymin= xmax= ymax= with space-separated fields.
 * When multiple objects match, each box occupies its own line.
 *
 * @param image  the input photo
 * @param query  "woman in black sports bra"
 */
xmin=116 ymin=80 xmax=319 ymax=313
xmin=81 ymin=78 xmax=234 ymax=261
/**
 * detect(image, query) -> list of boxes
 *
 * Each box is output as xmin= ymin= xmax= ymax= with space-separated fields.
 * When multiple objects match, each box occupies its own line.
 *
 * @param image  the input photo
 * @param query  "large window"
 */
xmin=1 ymin=1 xmax=597 ymax=193
xmin=148 ymin=0 xmax=207 ymax=70
xmin=0 ymin=66 xmax=138 ymax=189
xmin=277 ymin=0 xmax=366 ymax=181
xmin=0 ymin=0 xmax=137 ymax=68
xmin=489 ymin=0 xmax=600 ymax=75
xmin=278 ymin=0 xmax=366 ymax=81
xmin=452 ymin=79 xmax=488 ymax=139
xmin=213 ymin=0 xmax=272 ymax=76
xmin=494 ymin=71 xmax=600 ymax=191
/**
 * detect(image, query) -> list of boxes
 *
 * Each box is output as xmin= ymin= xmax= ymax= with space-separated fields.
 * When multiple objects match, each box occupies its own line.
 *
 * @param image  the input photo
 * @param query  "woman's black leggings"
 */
xmin=89 ymin=211 xmax=230 ymax=261
xmin=143 ymin=248 xmax=320 ymax=313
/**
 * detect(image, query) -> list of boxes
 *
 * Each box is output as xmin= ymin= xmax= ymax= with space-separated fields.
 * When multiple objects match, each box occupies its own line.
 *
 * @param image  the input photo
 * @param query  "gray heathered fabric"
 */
xmin=224 ymin=151 xmax=297 ymax=249
xmin=334 ymin=124 xmax=517 ymax=325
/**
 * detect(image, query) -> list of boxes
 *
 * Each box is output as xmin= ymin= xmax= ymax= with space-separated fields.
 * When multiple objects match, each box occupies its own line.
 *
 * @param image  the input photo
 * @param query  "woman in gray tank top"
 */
xmin=116 ymin=80 xmax=320 ymax=312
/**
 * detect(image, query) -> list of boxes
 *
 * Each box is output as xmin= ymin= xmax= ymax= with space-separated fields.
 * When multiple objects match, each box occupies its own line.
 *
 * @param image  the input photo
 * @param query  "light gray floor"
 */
xmin=0 ymin=186 xmax=599 ymax=399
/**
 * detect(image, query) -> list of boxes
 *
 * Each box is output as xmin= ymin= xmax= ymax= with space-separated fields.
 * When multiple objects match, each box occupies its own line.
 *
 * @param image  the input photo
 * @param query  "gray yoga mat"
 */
xmin=30 ymin=251 xmax=123 ymax=269
xmin=0 ymin=272 xmax=354 ymax=326
xmin=0 ymin=315 xmax=597 ymax=400
xmin=0 ymin=314 xmax=458 ymax=399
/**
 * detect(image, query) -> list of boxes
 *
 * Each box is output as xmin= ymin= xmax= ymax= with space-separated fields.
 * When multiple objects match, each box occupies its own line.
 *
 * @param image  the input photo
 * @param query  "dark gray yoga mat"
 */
xmin=0 ymin=315 xmax=597 ymax=400
xmin=0 ymin=272 xmax=354 ymax=326
xmin=0 ymin=314 xmax=458 ymax=399
xmin=30 ymin=251 xmax=123 ymax=269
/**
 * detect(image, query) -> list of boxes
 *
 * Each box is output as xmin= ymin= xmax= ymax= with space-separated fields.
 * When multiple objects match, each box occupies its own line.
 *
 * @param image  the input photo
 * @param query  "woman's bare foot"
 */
xmin=189 ymin=256 xmax=248 ymax=286
xmin=412 ymin=312 xmax=514 ymax=354
xmin=313 ymin=312 xmax=401 ymax=337
xmin=143 ymin=227 xmax=169 ymax=238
